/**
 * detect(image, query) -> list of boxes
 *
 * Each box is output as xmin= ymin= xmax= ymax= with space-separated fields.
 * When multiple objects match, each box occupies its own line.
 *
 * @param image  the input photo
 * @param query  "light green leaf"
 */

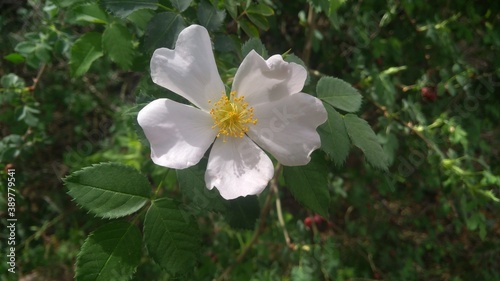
xmin=317 ymin=76 xmax=362 ymax=113
xmin=4 ymin=53 xmax=25 ymax=64
xmin=169 ymin=0 xmax=192 ymax=12
xmin=101 ymin=0 xmax=158 ymax=18
xmin=197 ymin=0 xmax=226 ymax=31
xmin=102 ymin=23 xmax=135 ymax=69
xmin=75 ymin=221 xmax=142 ymax=281
xmin=65 ymin=162 xmax=151 ymax=218
xmin=176 ymin=159 xmax=226 ymax=213
xmin=344 ymin=114 xmax=388 ymax=170
xmin=70 ymin=32 xmax=103 ymax=77
xmin=241 ymin=37 xmax=267 ymax=58
xmin=246 ymin=3 xmax=274 ymax=16
xmin=318 ymin=104 xmax=350 ymax=166
xmin=144 ymin=12 xmax=185 ymax=53
xmin=284 ymin=152 xmax=330 ymax=217
xmin=73 ymin=3 xmax=109 ymax=24
xmin=144 ymin=198 xmax=200 ymax=274
xmin=239 ymin=18 xmax=259 ymax=37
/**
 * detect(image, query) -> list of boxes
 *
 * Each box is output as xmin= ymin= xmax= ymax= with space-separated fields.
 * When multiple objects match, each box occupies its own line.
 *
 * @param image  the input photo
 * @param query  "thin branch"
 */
xmin=215 ymin=164 xmax=281 ymax=281
xmin=302 ymin=4 xmax=316 ymax=66
xmin=270 ymin=164 xmax=292 ymax=248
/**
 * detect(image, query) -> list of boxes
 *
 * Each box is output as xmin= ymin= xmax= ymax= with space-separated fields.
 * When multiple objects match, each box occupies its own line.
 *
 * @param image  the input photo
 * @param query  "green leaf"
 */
xmin=317 ymin=76 xmax=362 ymax=113
xmin=75 ymin=221 xmax=142 ymax=281
xmin=70 ymin=32 xmax=103 ymax=77
xmin=102 ymin=23 xmax=135 ymax=69
xmin=144 ymin=12 xmax=185 ymax=53
xmin=100 ymin=0 xmax=158 ymax=18
xmin=239 ymin=19 xmax=259 ymax=37
xmin=176 ymin=159 xmax=227 ymax=213
xmin=225 ymin=196 xmax=260 ymax=229
xmin=241 ymin=37 xmax=267 ymax=58
xmin=1 ymin=73 xmax=26 ymax=88
xmin=246 ymin=3 xmax=274 ymax=16
xmin=169 ymin=0 xmax=192 ymax=12
xmin=318 ymin=104 xmax=350 ymax=166
xmin=197 ymin=0 xmax=226 ymax=31
xmin=73 ymin=3 xmax=109 ymax=24
xmin=284 ymin=152 xmax=330 ymax=217
xmin=224 ymin=0 xmax=238 ymax=19
xmin=4 ymin=53 xmax=25 ymax=64
xmin=247 ymin=13 xmax=269 ymax=31
xmin=144 ymin=198 xmax=200 ymax=274
xmin=65 ymin=163 xmax=151 ymax=218
xmin=343 ymin=114 xmax=388 ymax=170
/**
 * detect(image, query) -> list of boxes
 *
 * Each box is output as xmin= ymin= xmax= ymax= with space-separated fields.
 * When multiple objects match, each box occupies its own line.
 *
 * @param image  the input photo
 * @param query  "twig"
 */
xmin=215 ymin=164 xmax=281 ymax=281
xmin=302 ymin=4 xmax=316 ymax=66
xmin=270 ymin=164 xmax=292 ymax=247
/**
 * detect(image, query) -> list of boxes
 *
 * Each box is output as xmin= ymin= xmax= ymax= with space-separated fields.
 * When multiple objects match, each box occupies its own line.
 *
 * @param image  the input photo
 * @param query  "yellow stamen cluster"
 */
xmin=209 ymin=91 xmax=257 ymax=141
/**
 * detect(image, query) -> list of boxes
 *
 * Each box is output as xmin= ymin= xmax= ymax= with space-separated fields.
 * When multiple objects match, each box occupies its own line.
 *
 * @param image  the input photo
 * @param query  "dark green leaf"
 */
xmin=75 ymin=221 xmax=142 ymax=281
xmin=344 ymin=114 xmax=388 ymax=170
xmin=101 ymin=0 xmax=158 ymax=18
xmin=318 ymin=104 xmax=351 ymax=166
xmin=65 ymin=162 xmax=151 ymax=218
xmin=144 ymin=198 xmax=200 ymax=274
xmin=144 ymin=12 xmax=185 ymax=53
xmin=225 ymin=195 xmax=260 ymax=230
xmin=224 ymin=0 xmax=238 ymax=19
xmin=102 ymin=23 xmax=135 ymax=69
xmin=239 ymin=19 xmax=259 ymax=37
xmin=247 ymin=13 xmax=269 ymax=31
xmin=70 ymin=32 xmax=103 ymax=77
xmin=241 ymin=37 xmax=267 ymax=58
xmin=284 ymin=152 xmax=330 ymax=217
xmin=246 ymin=3 xmax=274 ymax=16
xmin=317 ymin=76 xmax=362 ymax=113
xmin=169 ymin=0 xmax=192 ymax=12
xmin=197 ymin=0 xmax=226 ymax=31
xmin=176 ymin=159 xmax=227 ymax=213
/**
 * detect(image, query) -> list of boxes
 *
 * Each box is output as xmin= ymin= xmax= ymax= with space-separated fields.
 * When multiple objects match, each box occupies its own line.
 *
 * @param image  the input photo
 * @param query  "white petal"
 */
xmin=137 ymin=98 xmax=217 ymax=169
xmin=205 ymin=136 xmax=274 ymax=200
xmin=231 ymin=50 xmax=307 ymax=106
xmin=247 ymin=93 xmax=327 ymax=166
xmin=150 ymin=25 xmax=225 ymax=112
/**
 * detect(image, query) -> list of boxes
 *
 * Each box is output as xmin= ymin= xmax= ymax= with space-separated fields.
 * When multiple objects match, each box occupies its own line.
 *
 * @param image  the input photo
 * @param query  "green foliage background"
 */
xmin=1 ymin=0 xmax=499 ymax=280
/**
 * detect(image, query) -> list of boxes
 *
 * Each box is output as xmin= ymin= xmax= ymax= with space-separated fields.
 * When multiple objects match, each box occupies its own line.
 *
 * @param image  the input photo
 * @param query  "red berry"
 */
xmin=421 ymin=87 xmax=437 ymax=102
xmin=304 ymin=217 xmax=312 ymax=228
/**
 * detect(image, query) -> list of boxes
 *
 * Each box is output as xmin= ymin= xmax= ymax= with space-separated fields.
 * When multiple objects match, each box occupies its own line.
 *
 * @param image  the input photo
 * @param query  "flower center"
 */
xmin=209 ymin=91 xmax=257 ymax=141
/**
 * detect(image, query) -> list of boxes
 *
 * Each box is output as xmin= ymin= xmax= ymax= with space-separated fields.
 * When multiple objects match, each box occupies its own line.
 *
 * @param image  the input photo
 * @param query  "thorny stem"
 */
xmin=215 ymin=164 xmax=282 ymax=281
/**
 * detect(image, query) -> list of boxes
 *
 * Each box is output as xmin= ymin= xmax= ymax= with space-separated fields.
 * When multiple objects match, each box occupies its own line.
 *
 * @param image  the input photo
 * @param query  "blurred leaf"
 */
xmin=18 ymin=106 xmax=40 ymax=126
xmin=1 ymin=73 xmax=26 ymax=88
xmin=317 ymin=76 xmax=362 ymax=113
xmin=176 ymin=159 xmax=227 ymax=213
xmin=169 ymin=0 xmax=192 ymax=12
xmin=144 ymin=12 xmax=185 ymax=53
xmin=247 ymin=13 xmax=269 ymax=31
xmin=284 ymin=152 xmax=330 ymax=217
xmin=102 ymin=23 xmax=135 ymax=69
xmin=239 ymin=19 xmax=259 ymax=37
xmin=225 ymin=195 xmax=260 ymax=230
xmin=241 ymin=37 xmax=267 ymax=58
xmin=75 ymin=221 xmax=142 ymax=281
xmin=4 ymin=53 xmax=25 ymax=64
xmin=15 ymin=41 xmax=36 ymax=54
xmin=101 ymin=0 xmax=158 ymax=18
xmin=197 ymin=0 xmax=226 ymax=31
xmin=144 ymin=198 xmax=200 ymax=274
xmin=70 ymin=32 xmax=103 ymax=77
xmin=344 ymin=114 xmax=388 ymax=170
xmin=246 ymin=3 xmax=274 ymax=16
xmin=318 ymin=104 xmax=351 ymax=166
xmin=65 ymin=162 xmax=151 ymax=218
